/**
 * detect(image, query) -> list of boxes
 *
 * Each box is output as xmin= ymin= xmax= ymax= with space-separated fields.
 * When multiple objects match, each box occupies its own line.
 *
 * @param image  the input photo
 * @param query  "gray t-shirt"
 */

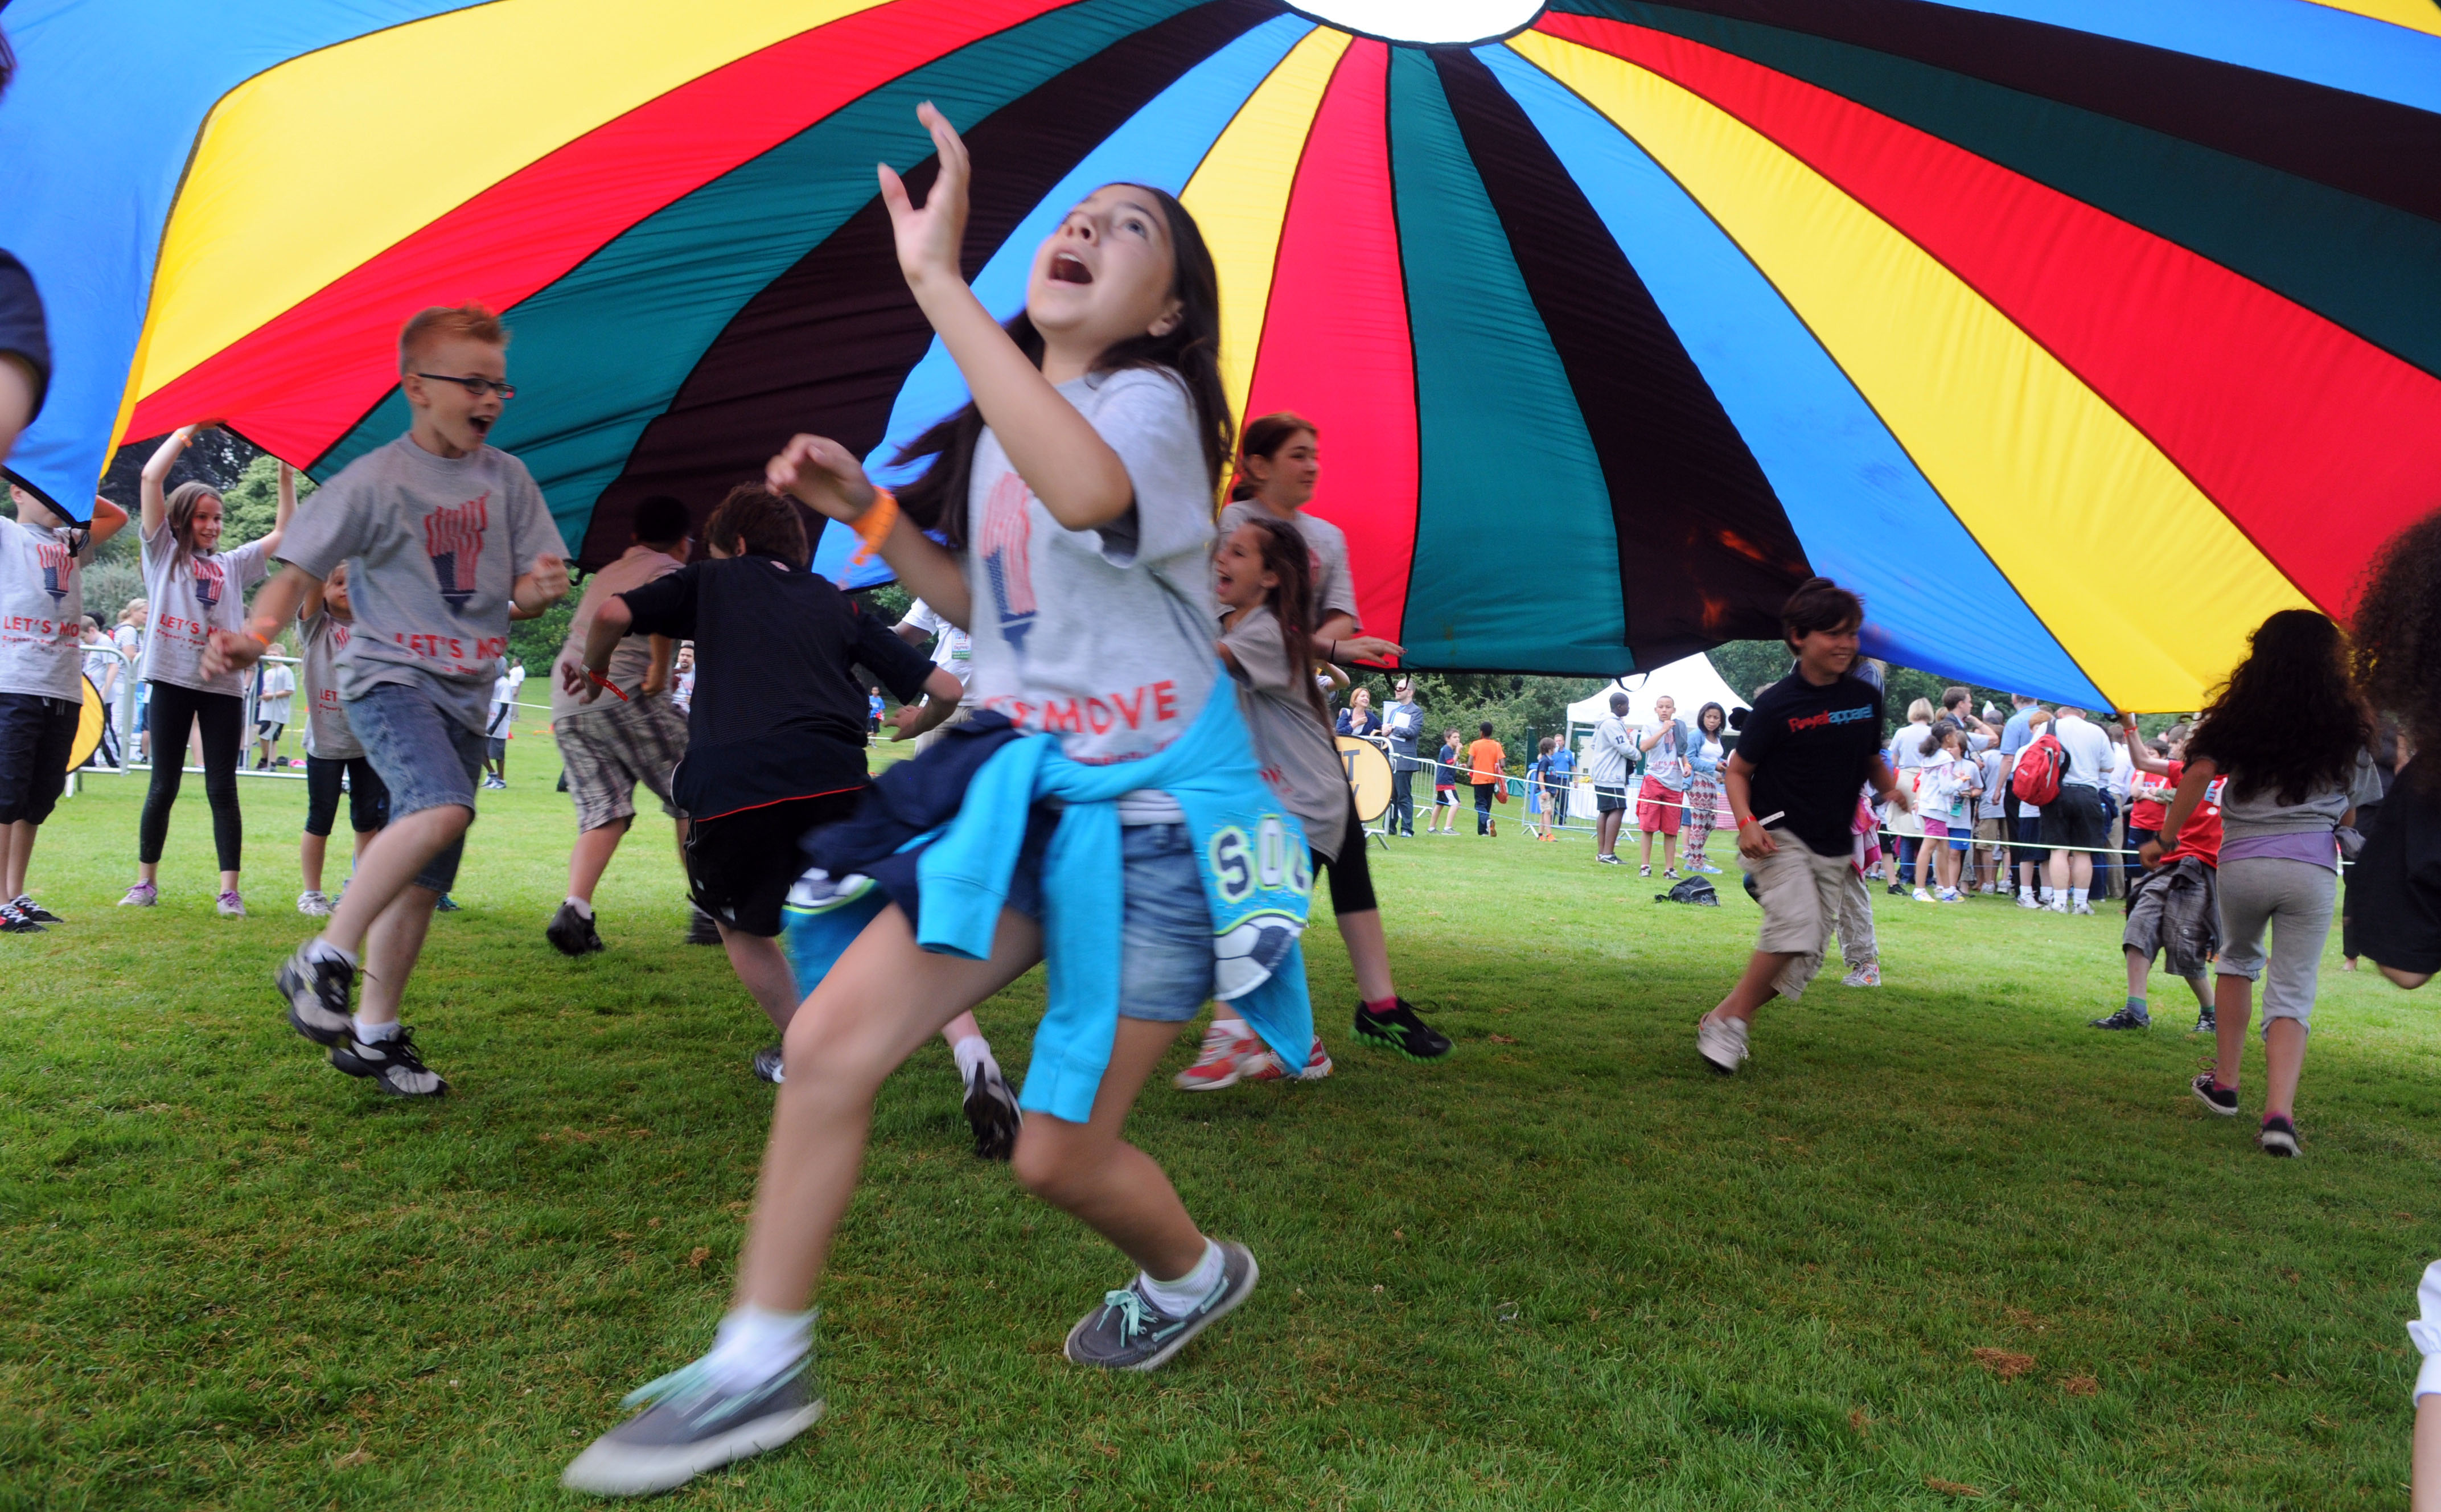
xmin=0 ymin=513 xmax=90 ymax=700
xmin=1218 ymin=499 xmax=1359 ymax=630
xmin=2217 ymin=749 xmax=2384 ymax=843
xmin=963 ymin=368 xmax=1218 ymax=767
xmin=295 ymin=607 xmax=362 ymax=760
xmin=1222 ymin=603 xmax=1349 ymax=861
xmin=551 ymin=544 xmax=682 ymax=721
xmin=139 ymin=521 xmax=270 ymax=696
xmin=278 ymin=434 xmax=566 ymax=733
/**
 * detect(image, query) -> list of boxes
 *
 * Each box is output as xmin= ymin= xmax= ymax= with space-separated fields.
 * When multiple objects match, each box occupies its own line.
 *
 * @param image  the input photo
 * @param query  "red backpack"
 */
xmin=2011 ymin=732 xmax=2067 ymax=806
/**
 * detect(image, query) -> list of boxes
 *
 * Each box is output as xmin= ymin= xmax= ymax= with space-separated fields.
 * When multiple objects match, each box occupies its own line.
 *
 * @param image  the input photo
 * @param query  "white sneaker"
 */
xmin=297 ymin=889 xmax=332 ymax=917
xmin=1913 ymin=888 xmax=1934 ymax=903
xmin=1843 ymin=963 xmax=1880 ymax=988
xmin=1696 ymin=1014 xmax=1749 ymax=1074
xmin=1979 ymin=883 xmax=1998 ymax=895
xmin=1937 ymin=887 xmax=1962 ymax=902
xmin=2017 ymin=891 xmax=2041 ymax=909
xmin=2070 ymin=901 xmax=2094 ymax=915
xmin=2048 ymin=899 xmax=2069 ymax=914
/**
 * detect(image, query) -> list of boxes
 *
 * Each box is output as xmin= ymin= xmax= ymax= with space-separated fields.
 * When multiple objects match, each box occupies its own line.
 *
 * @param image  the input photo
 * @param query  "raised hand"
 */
xmin=766 ymin=434 xmax=878 ymax=521
xmin=1338 ymin=634 xmax=1405 ymax=665
xmin=876 ymin=102 xmax=971 ymax=293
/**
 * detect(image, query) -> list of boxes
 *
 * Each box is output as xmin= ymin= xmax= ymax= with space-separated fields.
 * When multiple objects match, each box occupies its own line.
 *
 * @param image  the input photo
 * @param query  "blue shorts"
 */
xmin=346 ymin=682 xmax=486 ymax=893
xmin=1116 ymin=821 xmax=1215 ymax=1023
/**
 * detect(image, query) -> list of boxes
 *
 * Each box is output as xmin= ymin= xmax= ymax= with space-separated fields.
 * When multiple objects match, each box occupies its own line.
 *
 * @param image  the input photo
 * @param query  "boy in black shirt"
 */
xmin=570 ymin=487 xmax=973 ymax=1069
xmin=1702 ymin=578 xmax=1909 ymax=1074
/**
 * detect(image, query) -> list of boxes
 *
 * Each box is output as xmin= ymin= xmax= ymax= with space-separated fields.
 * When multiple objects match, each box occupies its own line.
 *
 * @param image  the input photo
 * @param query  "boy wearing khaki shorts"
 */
xmin=1699 ymin=578 xmax=1908 ymax=1074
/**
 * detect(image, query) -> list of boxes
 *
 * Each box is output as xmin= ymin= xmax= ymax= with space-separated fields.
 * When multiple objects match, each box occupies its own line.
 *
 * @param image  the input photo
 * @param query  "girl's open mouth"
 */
xmin=1050 ymin=251 xmax=1094 ymax=285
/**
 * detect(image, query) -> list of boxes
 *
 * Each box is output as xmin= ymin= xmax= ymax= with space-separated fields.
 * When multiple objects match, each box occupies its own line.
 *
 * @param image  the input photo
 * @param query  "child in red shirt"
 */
xmin=2094 ymin=718 xmax=2224 ymax=1032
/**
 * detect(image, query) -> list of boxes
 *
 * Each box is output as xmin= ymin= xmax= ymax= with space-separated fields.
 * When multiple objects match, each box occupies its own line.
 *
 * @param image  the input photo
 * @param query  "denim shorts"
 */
xmin=346 ymin=682 xmax=487 ymax=893
xmin=1116 ymin=822 xmax=1215 ymax=1022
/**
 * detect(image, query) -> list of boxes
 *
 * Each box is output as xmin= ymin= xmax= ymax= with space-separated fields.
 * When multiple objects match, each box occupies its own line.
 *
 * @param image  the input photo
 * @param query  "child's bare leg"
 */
xmin=1010 ymin=1016 xmax=1205 ymax=1280
xmin=734 ymin=905 xmax=1042 ymax=1313
xmin=720 ymin=926 xmax=805 ymax=1033
xmin=357 ymin=885 xmax=442 ymax=1027
xmin=940 ymin=1010 xmax=986 ymax=1049
xmin=1707 ymin=949 xmax=1796 ymax=1025
xmin=2124 ymin=946 xmax=2151 ymax=999
xmin=1334 ymin=909 xmax=1396 ymax=1003
xmin=2262 ymin=1017 xmax=2308 ymax=1123
xmin=2212 ymin=975 xmax=2251 ymax=1088
xmin=566 ymin=816 xmax=631 ymax=905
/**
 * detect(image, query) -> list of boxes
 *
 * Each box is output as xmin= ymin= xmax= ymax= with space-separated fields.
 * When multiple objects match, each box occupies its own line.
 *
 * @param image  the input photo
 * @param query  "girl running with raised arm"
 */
xmin=564 ymin=105 xmax=1311 ymax=1497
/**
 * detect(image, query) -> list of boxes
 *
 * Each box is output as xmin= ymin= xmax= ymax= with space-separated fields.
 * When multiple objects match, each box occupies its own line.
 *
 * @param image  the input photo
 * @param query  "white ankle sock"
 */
xmin=1209 ymin=1016 xmax=1251 ymax=1044
xmin=706 ymin=1304 xmax=815 ymax=1391
xmin=352 ymin=1016 xmax=401 ymax=1042
xmin=305 ymin=935 xmax=357 ymax=969
xmin=2071 ymin=887 xmax=2089 ymax=906
xmin=950 ymin=1034 xmax=992 ymax=1081
xmin=1138 ymin=1238 xmax=1222 ymax=1315
xmin=564 ymin=896 xmax=594 ymax=919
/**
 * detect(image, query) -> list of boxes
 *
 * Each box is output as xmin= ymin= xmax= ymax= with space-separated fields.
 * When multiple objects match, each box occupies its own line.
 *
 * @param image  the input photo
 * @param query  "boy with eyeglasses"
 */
xmin=206 ymin=303 xmax=569 ymax=1096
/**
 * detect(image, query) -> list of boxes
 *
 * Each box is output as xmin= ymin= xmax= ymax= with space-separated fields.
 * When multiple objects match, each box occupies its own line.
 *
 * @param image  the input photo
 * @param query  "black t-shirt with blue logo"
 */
xmin=1737 ymin=669 xmax=1886 ymax=857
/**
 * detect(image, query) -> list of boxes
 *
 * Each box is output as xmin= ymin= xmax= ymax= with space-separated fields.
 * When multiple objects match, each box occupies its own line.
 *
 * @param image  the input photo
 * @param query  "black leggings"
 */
xmin=139 ymin=680 xmax=244 ymax=870
xmin=1314 ymin=799 xmax=1378 ymax=916
xmin=305 ymin=755 xmax=391 ymax=839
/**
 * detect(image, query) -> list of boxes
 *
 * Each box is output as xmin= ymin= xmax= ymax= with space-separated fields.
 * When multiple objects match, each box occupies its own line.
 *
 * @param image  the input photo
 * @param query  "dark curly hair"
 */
xmin=2350 ymin=508 xmax=2441 ymax=751
xmin=2184 ymin=609 xmax=2371 ymax=807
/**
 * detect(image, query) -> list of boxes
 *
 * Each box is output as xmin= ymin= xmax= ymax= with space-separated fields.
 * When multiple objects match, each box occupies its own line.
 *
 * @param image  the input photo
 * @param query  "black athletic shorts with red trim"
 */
xmin=683 ymin=788 xmax=863 ymax=938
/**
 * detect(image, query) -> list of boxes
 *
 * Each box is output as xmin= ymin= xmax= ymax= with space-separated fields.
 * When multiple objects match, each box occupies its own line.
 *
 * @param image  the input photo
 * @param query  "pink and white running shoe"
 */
xmin=1239 ymin=1036 xmax=1334 ymax=1083
xmin=1172 ymin=1021 xmax=1264 ymax=1092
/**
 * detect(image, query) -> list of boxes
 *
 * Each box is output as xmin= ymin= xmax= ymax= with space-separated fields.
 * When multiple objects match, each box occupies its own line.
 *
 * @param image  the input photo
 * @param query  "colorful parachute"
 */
xmin=5 ymin=1 xmax=2439 ymax=709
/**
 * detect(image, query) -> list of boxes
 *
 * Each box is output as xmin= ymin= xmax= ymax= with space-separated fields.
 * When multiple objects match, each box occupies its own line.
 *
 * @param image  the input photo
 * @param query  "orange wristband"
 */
xmin=852 ymin=488 xmax=899 ymax=549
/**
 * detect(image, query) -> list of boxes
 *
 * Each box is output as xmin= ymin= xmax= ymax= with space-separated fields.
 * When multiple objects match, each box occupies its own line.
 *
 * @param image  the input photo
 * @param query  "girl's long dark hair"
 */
xmin=892 ymin=185 xmax=1232 ymax=549
xmin=2351 ymin=507 xmax=2441 ymax=751
xmin=2185 ymin=609 xmax=2373 ymax=806
xmin=1239 ymin=514 xmax=1330 ymax=728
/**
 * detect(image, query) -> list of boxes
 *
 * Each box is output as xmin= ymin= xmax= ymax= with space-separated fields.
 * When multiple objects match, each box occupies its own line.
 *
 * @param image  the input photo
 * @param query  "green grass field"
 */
xmin=5 ymin=713 xmax=2437 ymax=1509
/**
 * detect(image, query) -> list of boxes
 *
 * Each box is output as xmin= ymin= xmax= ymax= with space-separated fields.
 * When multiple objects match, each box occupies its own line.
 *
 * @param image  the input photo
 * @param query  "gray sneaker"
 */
xmin=1063 ymin=1241 xmax=1258 ymax=1373
xmin=562 ymin=1355 xmax=824 ymax=1498
xmin=328 ymin=1026 xmax=449 ymax=1098
xmin=1696 ymin=1013 xmax=1749 ymax=1075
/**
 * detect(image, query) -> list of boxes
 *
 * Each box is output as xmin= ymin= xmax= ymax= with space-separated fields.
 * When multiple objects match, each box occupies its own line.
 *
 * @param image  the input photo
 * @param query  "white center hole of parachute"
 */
xmin=1289 ymin=1 xmax=1546 ymax=46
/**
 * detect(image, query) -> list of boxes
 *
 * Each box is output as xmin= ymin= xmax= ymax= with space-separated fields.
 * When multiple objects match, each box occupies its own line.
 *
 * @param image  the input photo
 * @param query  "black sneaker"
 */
xmin=961 ymin=1059 xmax=1022 ymax=1161
xmin=0 ymin=903 xmax=46 ymax=934
xmin=277 ymin=944 xmax=355 ymax=1046
xmin=750 ymin=1043 xmax=784 ymax=1084
xmin=2194 ymin=1010 xmax=2217 ymax=1034
xmin=1886 ymin=881 xmax=1905 ymax=895
xmin=1063 ymin=1241 xmax=1258 ymax=1372
xmin=562 ymin=1354 xmax=824 ymax=1497
xmin=2258 ymin=1116 xmax=2300 ymax=1157
xmin=10 ymin=894 xmax=61 ymax=923
xmin=1351 ymin=999 xmax=1452 ymax=1061
xmin=2087 ymin=1005 xmax=2150 ymax=1030
xmin=2191 ymin=1071 xmax=2239 ymax=1116
xmin=546 ymin=900 xmax=605 ymax=957
xmin=686 ymin=903 xmax=724 ymax=946
xmin=328 ymin=1026 xmax=448 ymax=1097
